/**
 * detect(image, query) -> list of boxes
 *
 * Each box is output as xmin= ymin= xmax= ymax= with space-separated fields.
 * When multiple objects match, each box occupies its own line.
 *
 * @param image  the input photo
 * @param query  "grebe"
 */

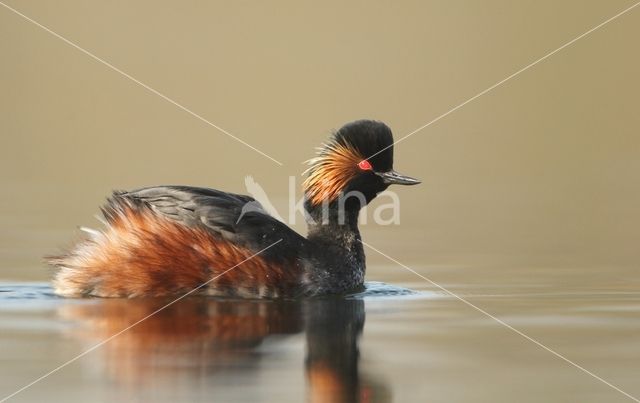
xmin=49 ymin=120 xmax=419 ymax=298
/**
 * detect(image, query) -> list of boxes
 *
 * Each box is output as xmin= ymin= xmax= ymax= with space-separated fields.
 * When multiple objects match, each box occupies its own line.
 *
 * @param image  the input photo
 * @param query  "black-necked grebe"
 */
xmin=49 ymin=120 xmax=420 ymax=298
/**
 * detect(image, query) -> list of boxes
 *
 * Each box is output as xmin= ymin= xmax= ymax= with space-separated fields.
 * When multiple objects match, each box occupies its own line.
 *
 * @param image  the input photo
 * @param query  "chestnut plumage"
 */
xmin=49 ymin=120 xmax=420 ymax=298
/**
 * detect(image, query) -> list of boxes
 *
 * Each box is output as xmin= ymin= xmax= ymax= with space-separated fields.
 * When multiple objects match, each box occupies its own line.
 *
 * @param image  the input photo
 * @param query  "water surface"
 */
xmin=1 ymin=275 xmax=638 ymax=403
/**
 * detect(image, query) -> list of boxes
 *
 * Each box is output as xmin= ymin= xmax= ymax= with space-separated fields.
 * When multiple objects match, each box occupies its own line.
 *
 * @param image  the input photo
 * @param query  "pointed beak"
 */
xmin=377 ymin=170 xmax=421 ymax=186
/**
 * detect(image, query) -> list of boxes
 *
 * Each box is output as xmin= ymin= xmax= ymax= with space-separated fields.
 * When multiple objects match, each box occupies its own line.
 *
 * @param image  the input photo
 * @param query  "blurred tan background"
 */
xmin=1 ymin=0 xmax=638 ymax=280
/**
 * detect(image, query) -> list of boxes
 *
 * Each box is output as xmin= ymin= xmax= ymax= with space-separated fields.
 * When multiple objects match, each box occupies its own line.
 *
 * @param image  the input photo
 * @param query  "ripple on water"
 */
xmin=0 ymin=283 xmax=58 ymax=300
xmin=0 ymin=281 xmax=436 ymax=305
xmin=0 ymin=283 xmax=68 ymax=314
xmin=350 ymin=281 xmax=439 ymax=300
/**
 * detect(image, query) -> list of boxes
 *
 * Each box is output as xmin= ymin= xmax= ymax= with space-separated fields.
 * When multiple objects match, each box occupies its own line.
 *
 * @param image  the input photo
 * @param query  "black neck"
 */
xmin=305 ymin=199 xmax=361 ymax=242
xmin=304 ymin=200 xmax=366 ymax=294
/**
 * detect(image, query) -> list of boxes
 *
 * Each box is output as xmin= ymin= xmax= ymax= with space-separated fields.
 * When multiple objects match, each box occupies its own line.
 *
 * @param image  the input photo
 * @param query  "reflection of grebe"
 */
xmin=48 ymin=120 xmax=419 ymax=298
xmin=305 ymin=299 xmax=390 ymax=403
xmin=58 ymin=298 xmax=389 ymax=402
xmin=58 ymin=298 xmax=302 ymax=387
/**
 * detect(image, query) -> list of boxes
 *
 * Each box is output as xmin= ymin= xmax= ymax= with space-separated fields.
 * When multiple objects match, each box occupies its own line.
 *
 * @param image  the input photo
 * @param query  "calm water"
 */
xmin=1 ymin=272 xmax=639 ymax=403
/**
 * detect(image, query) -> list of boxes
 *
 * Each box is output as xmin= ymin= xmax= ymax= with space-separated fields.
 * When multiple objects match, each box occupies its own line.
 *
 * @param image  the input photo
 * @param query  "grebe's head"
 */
xmin=303 ymin=120 xmax=420 ymax=209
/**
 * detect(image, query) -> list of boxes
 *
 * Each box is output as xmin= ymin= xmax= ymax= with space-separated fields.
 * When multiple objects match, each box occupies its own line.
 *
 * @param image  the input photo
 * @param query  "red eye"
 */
xmin=358 ymin=160 xmax=373 ymax=171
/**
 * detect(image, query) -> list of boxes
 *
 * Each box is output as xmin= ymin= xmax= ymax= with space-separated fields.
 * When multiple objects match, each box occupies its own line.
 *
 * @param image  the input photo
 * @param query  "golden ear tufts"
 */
xmin=303 ymin=141 xmax=364 ymax=206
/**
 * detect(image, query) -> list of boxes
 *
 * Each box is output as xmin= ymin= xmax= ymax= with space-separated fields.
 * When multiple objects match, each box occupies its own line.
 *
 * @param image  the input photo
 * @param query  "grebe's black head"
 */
xmin=303 ymin=120 xmax=420 ymax=209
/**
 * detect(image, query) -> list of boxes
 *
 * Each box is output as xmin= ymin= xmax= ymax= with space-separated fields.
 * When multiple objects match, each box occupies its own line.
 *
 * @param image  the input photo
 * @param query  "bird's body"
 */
xmin=49 ymin=120 xmax=419 ymax=298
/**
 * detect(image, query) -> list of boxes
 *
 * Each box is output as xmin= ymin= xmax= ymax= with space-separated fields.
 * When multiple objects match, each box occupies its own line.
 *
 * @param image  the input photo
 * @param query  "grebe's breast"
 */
xmin=49 ymin=186 xmax=309 ymax=298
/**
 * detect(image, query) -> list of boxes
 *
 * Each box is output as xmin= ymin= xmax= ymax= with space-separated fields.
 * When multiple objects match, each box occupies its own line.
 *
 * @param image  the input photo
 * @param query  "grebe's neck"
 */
xmin=304 ymin=200 xmax=366 ymax=294
xmin=306 ymin=206 xmax=362 ymax=248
